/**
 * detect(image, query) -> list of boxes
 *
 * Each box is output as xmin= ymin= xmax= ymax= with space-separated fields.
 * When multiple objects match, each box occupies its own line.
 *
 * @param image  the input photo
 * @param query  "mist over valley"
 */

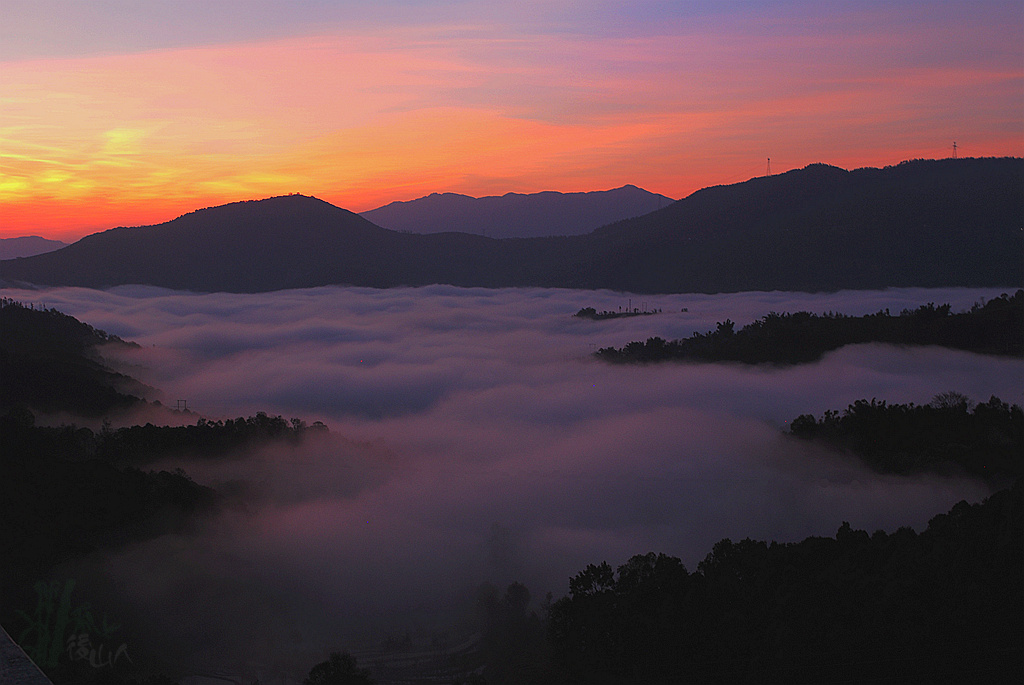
xmin=4 ymin=284 xmax=1019 ymax=681
xmin=5 ymin=1 xmax=1023 ymax=680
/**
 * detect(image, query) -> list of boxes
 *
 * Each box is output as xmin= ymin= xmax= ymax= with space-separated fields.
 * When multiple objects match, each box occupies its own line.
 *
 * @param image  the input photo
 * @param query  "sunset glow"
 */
xmin=2 ymin=1 xmax=1022 ymax=241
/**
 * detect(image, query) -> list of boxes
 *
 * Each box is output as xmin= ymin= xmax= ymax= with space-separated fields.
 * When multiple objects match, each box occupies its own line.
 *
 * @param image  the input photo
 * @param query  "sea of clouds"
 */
xmin=5 ymin=284 xmax=1022 ymax=680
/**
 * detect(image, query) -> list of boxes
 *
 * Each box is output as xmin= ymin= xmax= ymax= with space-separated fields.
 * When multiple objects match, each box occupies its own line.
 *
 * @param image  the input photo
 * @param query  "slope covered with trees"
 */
xmin=596 ymin=290 xmax=1024 ymax=364
xmin=789 ymin=394 xmax=1023 ymax=482
xmin=0 ymin=303 xmax=326 ymax=581
xmin=0 ymin=298 xmax=150 ymax=417
xmin=0 ymin=303 xmax=328 ymax=684
xmin=548 ymin=482 xmax=1022 ymax=683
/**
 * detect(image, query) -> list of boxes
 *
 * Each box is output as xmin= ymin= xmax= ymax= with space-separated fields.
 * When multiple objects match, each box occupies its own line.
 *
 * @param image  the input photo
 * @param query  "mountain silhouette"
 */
xmin=360 ymin=185 xmax=674 ymax=238
xmin=0 ymin=236 xmax=67 ymax=259
xmin=1 ymin=158 xmax=1020 ymax=294
xmin=579 ymin=157 xmax=1024 ymax=292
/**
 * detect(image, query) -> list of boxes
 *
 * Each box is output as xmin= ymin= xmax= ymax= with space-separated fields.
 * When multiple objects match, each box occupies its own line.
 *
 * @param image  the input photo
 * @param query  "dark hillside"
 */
xmin=0 ymin=195 xmax=519 ymax=291
xmin=789 ymin=395 xmax=1023 ymax=482
xmin=581 ymin=157 xmax=1024 ymax=292
xmin=0 ymin=299 xmax=149 ymax=416
xmin=549 ymin=481 xmax=1023 ymax=683
xmin=0 ymin=196 xmax=396 ymax=291
xmin=2 ymin=158 xmax=1020 ymax=293
xmin=596 ymin=289 xmax=1024 ymax=365
xmin=0 ymin=305 xmax=323 ymax=683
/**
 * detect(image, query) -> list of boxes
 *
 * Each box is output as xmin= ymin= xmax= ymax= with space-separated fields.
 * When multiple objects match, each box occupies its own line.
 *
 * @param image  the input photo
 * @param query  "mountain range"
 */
xmin=1 ymin=157 xmax=1021 ymax=294
xmin=360 ymin=185 xmax=674 ymax=238
xmin=0 ymin=236 xmax=67 ymax=260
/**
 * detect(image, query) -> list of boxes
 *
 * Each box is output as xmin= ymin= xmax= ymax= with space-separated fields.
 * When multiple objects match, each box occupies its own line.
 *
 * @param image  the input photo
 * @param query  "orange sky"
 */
xmin=1 ymin=2 xmax=1022 ymax=241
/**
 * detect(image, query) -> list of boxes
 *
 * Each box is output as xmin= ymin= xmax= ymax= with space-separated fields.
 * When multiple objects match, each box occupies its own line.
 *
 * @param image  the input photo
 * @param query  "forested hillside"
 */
xmin=596 ymin=290 xmax=1024 ymax=364
xmin=0 ymin=298 xmax=149 ymax=416
xmin=548 ymin=482 xmax=1022 ymax=683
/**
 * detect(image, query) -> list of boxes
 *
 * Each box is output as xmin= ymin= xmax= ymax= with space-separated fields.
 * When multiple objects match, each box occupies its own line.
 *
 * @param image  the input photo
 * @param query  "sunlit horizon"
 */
xmin=2 ymin=1 xmax=1021 ymax=241
xmin=3 ymin=154 xmax=1010 ymax=244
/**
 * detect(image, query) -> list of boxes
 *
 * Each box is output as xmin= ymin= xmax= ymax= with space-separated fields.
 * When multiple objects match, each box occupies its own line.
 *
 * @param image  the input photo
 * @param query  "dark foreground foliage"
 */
xmin=0 ymin=302 xmax=332 ymax=683
xmin=548 ymin=481 xmax=1023 ymax=684
xmin=0 ymin=408 xmax=219 ymax=582
xmin=0 ymin=406 xmax=328 ymax=579
xmin=596 ymin=290 xmax=1024 ymax=364
xmin=304 ymin=651 xmax=375 ymax=684
xmin=1 ymin=404 xmax=330 ymax=684
xmin=790 ymin=394 xmax=1023 ymax=482
xmin=302 ymin=485 xmax=1022 ymax=685
xmin=476 ymin=581 xmax=549 ymax=682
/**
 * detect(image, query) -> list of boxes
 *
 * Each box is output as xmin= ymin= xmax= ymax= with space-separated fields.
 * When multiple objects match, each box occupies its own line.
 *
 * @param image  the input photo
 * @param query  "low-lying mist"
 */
xmin=6 ymin=284 xmax=1022 ymax=680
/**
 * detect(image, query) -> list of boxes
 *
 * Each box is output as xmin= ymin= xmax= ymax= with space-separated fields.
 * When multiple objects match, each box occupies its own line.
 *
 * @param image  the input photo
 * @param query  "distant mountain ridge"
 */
xmin=0 ymin=236 xmax=67 ymax=259
xmin=1 ymin=158 xmax=1021 ymax=294
xmin=360 ymin=185 xmax=674 ymax=238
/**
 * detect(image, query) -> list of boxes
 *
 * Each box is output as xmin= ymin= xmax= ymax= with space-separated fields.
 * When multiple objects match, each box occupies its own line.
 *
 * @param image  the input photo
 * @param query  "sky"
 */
xmin=1 ymin=1 xmax=1022 ymax=241
xmin=3 ymin=283 xmax=1020 ymax=678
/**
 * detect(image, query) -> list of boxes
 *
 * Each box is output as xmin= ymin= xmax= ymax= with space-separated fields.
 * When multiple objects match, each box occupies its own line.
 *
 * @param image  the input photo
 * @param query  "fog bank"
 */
xmin=6 ymin=284 xmax=1020 ymax=680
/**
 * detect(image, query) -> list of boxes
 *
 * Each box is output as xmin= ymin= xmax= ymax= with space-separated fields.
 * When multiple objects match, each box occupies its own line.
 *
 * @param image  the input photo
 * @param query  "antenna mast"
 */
xmin=952 ymin=142 xmax=957 ymax=159
xmin=766 ymin=157 xmax=771 ymax=176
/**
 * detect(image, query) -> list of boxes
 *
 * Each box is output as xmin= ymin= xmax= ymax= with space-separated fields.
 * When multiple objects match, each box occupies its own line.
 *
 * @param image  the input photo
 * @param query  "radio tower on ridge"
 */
xmin=953 ymin=142 xmax=958 ymax=159
xmin=766 ymin=157 xmax=771 ymax=176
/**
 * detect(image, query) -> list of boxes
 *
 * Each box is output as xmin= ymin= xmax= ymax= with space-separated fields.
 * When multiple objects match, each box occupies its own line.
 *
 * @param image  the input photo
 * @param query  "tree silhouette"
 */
xmin=303 ymin=651 xmax=373 ymax=685
xmin=597 ymin=291 xmax=1024 ymax=365
xmin=548 ymin=482 xmax=1023 ymax=683
xmin=789 ymin=395 xmax=1023 ymax=480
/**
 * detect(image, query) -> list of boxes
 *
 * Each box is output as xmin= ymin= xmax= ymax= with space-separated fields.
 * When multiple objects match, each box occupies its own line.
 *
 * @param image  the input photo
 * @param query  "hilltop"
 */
xmin=360 ymin=185 xmax=674 ymax=238
xmin=2 ymin=158 xmax=1020 ymax=293
xmin=0 ymin=236 xmax=67 ymax=259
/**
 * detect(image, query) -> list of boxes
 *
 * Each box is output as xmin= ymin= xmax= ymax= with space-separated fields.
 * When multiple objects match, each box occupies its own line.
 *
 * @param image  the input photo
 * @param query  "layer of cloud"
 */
xmin=7 ymin=284 xmax=1021 ymax=679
